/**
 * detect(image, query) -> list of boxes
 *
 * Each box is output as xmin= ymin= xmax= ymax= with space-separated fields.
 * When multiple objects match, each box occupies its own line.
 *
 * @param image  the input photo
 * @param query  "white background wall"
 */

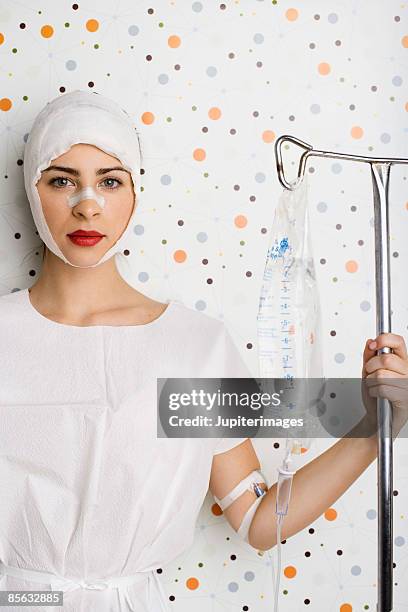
xmin=0 ymin=1 xmax=407 ymax=610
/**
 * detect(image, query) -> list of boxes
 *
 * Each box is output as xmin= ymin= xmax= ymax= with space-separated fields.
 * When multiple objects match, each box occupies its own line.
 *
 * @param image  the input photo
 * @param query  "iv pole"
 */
xmin=274 ymin=134 xmax=408 ymax=612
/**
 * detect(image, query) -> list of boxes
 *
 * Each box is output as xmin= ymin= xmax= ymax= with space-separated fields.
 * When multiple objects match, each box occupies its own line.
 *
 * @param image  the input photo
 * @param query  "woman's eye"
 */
xmin=49 ymin=177 xmax=73 ymax=188
xmin=102 ymin=178 xmax=122 ymax=189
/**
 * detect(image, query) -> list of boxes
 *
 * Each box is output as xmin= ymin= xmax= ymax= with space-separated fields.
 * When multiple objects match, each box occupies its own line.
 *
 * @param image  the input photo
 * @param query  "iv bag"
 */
xmin=257 ymin=175 xmax=324 ymax=452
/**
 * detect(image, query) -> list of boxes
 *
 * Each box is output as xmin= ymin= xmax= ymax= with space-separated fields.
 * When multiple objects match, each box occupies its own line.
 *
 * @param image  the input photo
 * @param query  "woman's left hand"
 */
xmin=361 ymin=333 xmax=408 ymax=435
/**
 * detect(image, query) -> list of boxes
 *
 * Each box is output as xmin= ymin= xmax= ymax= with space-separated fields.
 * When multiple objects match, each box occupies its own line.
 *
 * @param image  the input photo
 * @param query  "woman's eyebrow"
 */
xmin=42 ymin=165 xmax=130 ymax=176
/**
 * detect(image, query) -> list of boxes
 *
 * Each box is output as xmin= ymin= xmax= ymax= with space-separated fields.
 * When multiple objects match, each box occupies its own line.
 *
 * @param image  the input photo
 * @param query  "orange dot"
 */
xmin=340 ymin=605 xmax=352 ymax=612
xmin=318 ymin=62 xmax=331 ymax=76
xmin=168 ymin=35 xmax=181 ymax=48
xmin=405 ymin=102 xmax=408 ymax=112
xmin=174 ymin=249 xmax=187 ymax=263
xmin=345 ymin=260 xmax=358 ymax=273
xmin=0 ymin=98 xmax=12 ymax=111
xmin=234 ymin=215 xmax=247 ymax=228
xmin=208 ymin=107 xmax=221 ymax=120
xmin=286 ymin=8 xmax=299 ymax=21
xmin=300 ymin=447 xmax=308 ymax=454
xmin=41 ymin=25 xmax=54 ymax=38
xmin=262 ymin=130 xmax=275 ymax=143
xmin=405 ymin=201 xmax=408 ymax=211
xmin=310 ymin=331 xmax=314 ymax=344
xmin=186 ymin=577 xmax=199 ymax=590
xmin=351 ymin=126 xmax=363 ymax=139
xmin=211 ymin=503 xmax=223 ymax=516
xmin=141 ymin=111 xmax=154 ymax=125
xmin=0 ymin=33 xmax=4 ymax=45
xmin=193 ymin=148 xmax=206 ymax=161
xmin=86 ymin=19 xmax=99 ymax=33
xmin=284 ymin=565 xmax=297 ymax=579
xmin=325 ymin=508 xmax=338 ymax=521
xmin=402 ymin=35 xmax=408 ymax=48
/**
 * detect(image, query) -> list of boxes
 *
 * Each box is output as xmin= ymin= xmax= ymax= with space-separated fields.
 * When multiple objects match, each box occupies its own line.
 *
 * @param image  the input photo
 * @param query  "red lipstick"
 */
xmin=67 ymin=230 xmax=105 ymax=247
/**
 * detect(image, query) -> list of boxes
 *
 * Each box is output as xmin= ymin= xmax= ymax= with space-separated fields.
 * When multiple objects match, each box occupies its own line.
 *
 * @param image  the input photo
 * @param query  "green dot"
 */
xmin=94 ymin=44 xmax=99 ymax=49
xmin=204 ymin=172 xmax=209 ymax=178
xmin=364 ymin=606 xmax=369 ymax=610
xmin=23 ymin=95 xmax=28 ymax=101
xmin=283 ymin=590 xmax=288 ymax=595
xmin=12 ymin=48 xmax=17 ymax=54
xmin=64 ymin=22 xmax=70 ymax=27
xmin=162 ymin=239 xmax=167 ymax=245
xmin=240 ymin=240 xmax=245 ymax=246
xmin=192 ymin=105 xmax=197 ymax=111
xmin=332 ymin=277 xmax=338 ymax=283
xmin=198 ymin=562 xmax=203 ymax=567
xmin=159 ymin=22 xmax=164 ymax=28
xmin=166 ymin=117 xmax=172 ymax=122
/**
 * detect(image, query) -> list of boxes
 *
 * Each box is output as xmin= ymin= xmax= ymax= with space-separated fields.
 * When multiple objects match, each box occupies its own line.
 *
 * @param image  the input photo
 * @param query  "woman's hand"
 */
xmin=361 ymin=333 xmax=408 ymax=438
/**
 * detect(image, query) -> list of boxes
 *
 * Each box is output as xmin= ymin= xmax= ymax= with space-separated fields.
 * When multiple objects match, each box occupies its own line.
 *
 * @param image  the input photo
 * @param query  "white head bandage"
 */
xmin=66 ymin=186 xmax=106 ymax=209
xmin=23 ymin=89 xmax=142 ymax=268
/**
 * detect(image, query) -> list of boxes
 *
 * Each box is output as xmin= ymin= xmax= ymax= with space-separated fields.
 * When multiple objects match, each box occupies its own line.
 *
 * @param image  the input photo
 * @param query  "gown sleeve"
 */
xmin=213 ymin=324 xmax=252 ymax=455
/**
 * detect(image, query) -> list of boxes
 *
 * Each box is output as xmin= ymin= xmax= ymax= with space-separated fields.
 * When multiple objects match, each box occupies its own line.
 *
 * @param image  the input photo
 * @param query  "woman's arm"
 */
xmin=209 ymin=333 xmax=408 ymax=552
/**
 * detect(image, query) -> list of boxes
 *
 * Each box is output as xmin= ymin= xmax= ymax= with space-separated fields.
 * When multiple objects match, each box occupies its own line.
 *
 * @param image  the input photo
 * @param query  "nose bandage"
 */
xmin=67 ymin=186 xmax=106 ymax=209
xmin=213 ymin=469 xmax=268 ymax=545
xmin=23 ymin=89 xmax=142 ymax=268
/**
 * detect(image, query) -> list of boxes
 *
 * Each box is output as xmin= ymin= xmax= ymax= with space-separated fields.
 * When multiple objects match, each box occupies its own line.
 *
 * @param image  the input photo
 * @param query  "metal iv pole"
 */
xmin=274 ymin=134 xmax=408 ymax=612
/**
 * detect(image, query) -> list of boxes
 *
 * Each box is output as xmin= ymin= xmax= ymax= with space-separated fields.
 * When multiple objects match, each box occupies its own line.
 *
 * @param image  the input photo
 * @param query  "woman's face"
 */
xmin=36 ymin=143 xmax=136 ymax=267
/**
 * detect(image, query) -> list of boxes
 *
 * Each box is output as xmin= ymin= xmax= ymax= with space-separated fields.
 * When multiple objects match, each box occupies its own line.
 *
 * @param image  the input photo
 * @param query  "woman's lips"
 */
xmin=68 ymin=235 xmax=104 ymax=247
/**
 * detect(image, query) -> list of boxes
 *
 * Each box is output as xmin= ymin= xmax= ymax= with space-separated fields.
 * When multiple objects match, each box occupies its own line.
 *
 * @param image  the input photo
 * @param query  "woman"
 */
xmin=0 ymin=90 xmax=407 ymax=612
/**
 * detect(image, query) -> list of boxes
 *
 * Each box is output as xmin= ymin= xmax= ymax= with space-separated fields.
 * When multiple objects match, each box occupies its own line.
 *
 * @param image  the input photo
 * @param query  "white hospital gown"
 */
xmin=0 ymin=288 xmax=251 ymax=612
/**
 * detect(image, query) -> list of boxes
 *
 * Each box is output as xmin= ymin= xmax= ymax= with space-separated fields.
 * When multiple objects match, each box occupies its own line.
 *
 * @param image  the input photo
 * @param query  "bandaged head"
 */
xmin=23 ymin=89 xmax=142 ymax=268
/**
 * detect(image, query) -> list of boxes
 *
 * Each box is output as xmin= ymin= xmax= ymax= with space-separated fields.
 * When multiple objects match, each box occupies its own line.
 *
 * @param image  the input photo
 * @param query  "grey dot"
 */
xmin=332 ymin=163 xmax=343 ymax=174
xmin=197 ymin=232 xmax=207 ymax=243
xmin=380 ymin=133 xmax=391 ymax=144
xmin=65 ymin=60 xmax=77 ymax=71
xmin=228 ymin=582 xmax=239 ymax=592
xmin=310 ymin=104 xmax=321 ymax=114
xmin=128 ymin=25 xmax=139 ymax=36
xmin=351 ymin=565 xmax=362 ymax=576
xmin=158 ymin=73 xmax=169 ymax=85
xmin=160 ymin=174 xmax=172 ymax=186
xmin=195 ymin=300 xmax=206 ymax=311
xmin=133 ymin=224 xmax=144 ymax=236
xmin=392 ymin=75 xmax=402 ymax=86
xmin=255 ymin=172 xmax=266 ymax=183
xmin=206 ymin=66 xmax=217 ymax=77
xmin=138 ymin=272 xmax=149 ymax=282
xmin=254 ymin=33 xmax=264 ymax=44
xmin=366 ymin=509 xmax=377 ymax=520
xmin=192 ymin=1 xmax=203 ymax=12
xmin=317 ymin=201 xmax=327 ymax=212
xmin=244 ymin=571 xmax=255 ymax=581
xmin=335 ymin=352 xmax=345 ymax=363
xmin=395 ymin=536 xmax=405 ymax=547
xmin=328 ymin=13 xmax=338 ymax=23
xmin=360 ymin=300 xmax=371 ymax=312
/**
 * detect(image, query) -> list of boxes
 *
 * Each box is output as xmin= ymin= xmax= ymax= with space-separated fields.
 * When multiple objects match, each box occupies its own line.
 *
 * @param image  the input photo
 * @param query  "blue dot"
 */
xmin=206 ymin=66 xmax=217 ymax=77
xmin=392 ymin=75 xmax=402 ymax=86
xmin=351 ymin=565 xmax=361 ymax=576
xmin=335 ymin=353 xmax=345 ymax=363
xmin=317 ymin=201 xmax=327 ymax=212
xmin=158 ymin=73 xmax=169 ymax=85
xmin=360 ymin=300 xmax=371 ymax=312
xmin=380 ymin=133 xmax=391 ymax=144
xmin=253 ymin=33 xmax=264 ymax=44
xmin=160 ymin=174 xmax=172 ymax=186
xmin=228 ymin=582 xmax=239 ymax=592
xmin=192 ymin=2 xmax=203 ymax=12
xmin=133 ymin=224 xmax=144 ymax=236
xmin=65 ymin=60 xmax=77 ymax=71
xmin=310 ymin=104 xmax=321 ymax=114
xmin=255 ymin=172 xmax=266 ymax=183
xmin=395 ymin=536 xmax=405 ymax=547
xmin=328 ymin=13 xmax=338 ymax=23
xmin=332 ymin=163 xmax=343 ymax=174
xmin=138 ymin=272 xmax=149 ymax=282
xmin=195 ymin=300 xmax=206 ymax=311
xmin=244 ymin=571 xmax=255 ymax=581
xmin=366 ymin=509 xmax=377 ymax=520
xmin=196 ymin=232 xmax=207 ymax=243
xmin=128 ymin=25 xmax=139 ymax=36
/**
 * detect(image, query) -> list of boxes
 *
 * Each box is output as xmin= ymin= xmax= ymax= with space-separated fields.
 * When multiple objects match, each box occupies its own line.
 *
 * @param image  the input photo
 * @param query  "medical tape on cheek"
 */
xmin=67 ymin=186 xmax=106 ymax=209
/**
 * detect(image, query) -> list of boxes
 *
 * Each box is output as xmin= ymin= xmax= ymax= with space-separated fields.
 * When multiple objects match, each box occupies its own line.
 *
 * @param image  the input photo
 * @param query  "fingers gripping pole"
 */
xmin=213 ymin=470 xmax=268 ymax=543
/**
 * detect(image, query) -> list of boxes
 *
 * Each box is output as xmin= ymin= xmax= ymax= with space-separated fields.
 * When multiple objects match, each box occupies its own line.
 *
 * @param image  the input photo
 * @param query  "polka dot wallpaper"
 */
xmin=0 ymin=1 xmax=407 ymax=610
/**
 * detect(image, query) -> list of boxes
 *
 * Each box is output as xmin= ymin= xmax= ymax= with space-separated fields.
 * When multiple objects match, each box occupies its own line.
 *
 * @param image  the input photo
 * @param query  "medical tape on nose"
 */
xmin=67 ymin=186 xmax=106 ymax=209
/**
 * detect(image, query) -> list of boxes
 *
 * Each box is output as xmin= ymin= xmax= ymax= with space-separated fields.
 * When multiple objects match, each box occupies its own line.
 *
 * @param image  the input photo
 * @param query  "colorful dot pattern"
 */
xmin=0 ymin=2 xmax=407 ymax=610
